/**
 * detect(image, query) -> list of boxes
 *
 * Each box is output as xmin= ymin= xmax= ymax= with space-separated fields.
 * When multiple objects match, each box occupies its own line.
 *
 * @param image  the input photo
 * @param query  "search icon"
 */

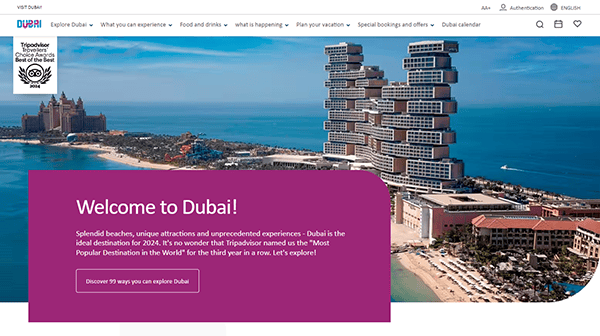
xmin=536 ymin=20 xmax=544 ymax=28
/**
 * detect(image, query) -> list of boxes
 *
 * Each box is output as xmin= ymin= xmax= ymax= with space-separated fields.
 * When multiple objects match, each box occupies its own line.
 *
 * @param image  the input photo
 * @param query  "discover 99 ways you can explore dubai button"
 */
xmin=75 ymin=269 xmax=200 ymax=293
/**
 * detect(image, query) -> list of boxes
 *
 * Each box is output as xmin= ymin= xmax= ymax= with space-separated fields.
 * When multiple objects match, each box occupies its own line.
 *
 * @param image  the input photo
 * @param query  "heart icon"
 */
xmin=573 ymin=20 xmax=582 ymax=27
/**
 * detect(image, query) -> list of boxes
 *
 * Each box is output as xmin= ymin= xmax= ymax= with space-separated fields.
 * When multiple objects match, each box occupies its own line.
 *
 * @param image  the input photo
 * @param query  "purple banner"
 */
xmin=29 ymin=170 xmax=390 ymax=322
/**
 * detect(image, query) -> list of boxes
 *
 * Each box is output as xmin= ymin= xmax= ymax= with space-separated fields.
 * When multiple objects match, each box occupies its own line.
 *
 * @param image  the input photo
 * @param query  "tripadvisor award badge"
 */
xmin=13 ymin=37 xmax=57 ymax=94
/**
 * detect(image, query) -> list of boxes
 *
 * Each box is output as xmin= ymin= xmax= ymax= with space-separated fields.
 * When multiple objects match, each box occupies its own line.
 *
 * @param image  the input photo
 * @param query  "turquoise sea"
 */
xmin=1 ymin=102 xmax=599 ymax=302
xmin=0 ymin=142 xmax=142 ymax=301
xmin=391 ymin=256 xmax=440 ymax=302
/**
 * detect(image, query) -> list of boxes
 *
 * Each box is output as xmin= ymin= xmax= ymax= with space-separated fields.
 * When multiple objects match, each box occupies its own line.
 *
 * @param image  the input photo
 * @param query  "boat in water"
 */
xmin=501 ymin=165 xmax=508 ymax=170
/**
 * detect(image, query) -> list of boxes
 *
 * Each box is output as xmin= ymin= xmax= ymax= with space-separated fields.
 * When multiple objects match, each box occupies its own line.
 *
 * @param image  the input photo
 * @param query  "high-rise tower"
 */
xmin=323 ymin=41 xmax=464 ymax=193
xmin=323 ymin=42 xmax=387 ymax=157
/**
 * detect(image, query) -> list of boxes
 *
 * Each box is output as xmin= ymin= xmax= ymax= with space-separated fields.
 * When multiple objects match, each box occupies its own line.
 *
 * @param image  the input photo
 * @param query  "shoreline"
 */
xmin=54 ymin=143 xmax=179 ymax=170
xmin=391 ymin=222 xmax=515 ymax=303
xmin=394 ymin=251 xmax=514 ymax=302
xmin=391 ymin=223 xmax=450 ymax=301
xmin=0 ymin=139 xmax=177 ymax=170
xmin=395 ymin=252 xmax=460 ymax=302
xmin=96 ymin=151 xmax=177 ymax=170
xmin=0 ymin=138 xmax=41 ymax=145
xmin=0 ymin=137 xmax=589 ymax=200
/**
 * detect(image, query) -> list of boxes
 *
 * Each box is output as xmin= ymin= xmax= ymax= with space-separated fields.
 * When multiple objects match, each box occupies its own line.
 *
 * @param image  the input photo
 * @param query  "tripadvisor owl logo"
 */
xmin=18 ymin=63 xmax=52 ymax=88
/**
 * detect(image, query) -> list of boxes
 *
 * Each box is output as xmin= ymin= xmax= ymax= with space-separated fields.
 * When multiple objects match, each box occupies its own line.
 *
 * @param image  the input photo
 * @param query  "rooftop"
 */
xmin=543 ymin=199 xmax=600 ymax=209
xmin=578 ymin=218 xmax=600 ymax=235
xmin=263 ymin=154 xmax=325 ymax=165
xmin=409 ymin=40 xmax=458 ymax=45
xmin=421 ymin=193 xmax=511 ymax=207
xmin=325 ymin=42 xmax=360 ymax=47
xmin=472 ymin=215 xmax=578 ymax=231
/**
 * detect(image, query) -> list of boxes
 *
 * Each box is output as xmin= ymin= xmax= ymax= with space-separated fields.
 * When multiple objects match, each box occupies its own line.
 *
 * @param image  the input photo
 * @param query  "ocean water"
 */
xmin=0 ymin=142 xmax=141 ymax=301
xmin=0 ymin=102 xmax=327 ymax=151
xmin=2 ymin=102 xmax=598 ymax=198
xmin=1 ymin=102 xmax=599 ymax=302
xmin=391 ymin=255 xmax=440 ymax=302
xmin=452 ymin=105 xmax=600 ymax=199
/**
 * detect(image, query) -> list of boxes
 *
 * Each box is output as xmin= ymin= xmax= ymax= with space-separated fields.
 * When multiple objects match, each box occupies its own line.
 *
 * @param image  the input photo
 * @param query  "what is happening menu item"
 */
xmin=29 ymin=170 xmax=390 ymax=322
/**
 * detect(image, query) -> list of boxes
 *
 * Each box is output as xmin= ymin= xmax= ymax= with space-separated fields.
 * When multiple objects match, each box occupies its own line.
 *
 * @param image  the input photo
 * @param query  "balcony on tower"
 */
xmin=355 ymin=99 xmax=376 ymax=111
xmin=382 ymin=84 xmax=451 ymax=99
xmin=403 ymin=56 xmax=451 ymax=70
xmin=355 ymin=144 xmax=373 ymax=160
xmin=376 ymin=100 xmax=407 ymax=113
xmin=328 ymin=88 xmax=382 ymax=99
xmin=328 ymin=110 xmax=368 ymax=121
xmin=381 ymin=142 xmax=449 ymax=160
xmin=323 ymin=120 xmax=355 ymax=132
xmin=325 ymin=63 xmax=362 ymax=72
xmin=371 ymin=152 xmax=406 ymax=173
xmin=358 ymin=124 xmax=406 ymax=142
xmin=407 ymin=68 xmax=458 ymax=85
xmin=328 ymin=54 xmax=364 ymax=63
xmin=355 ymin=78 xmax=389 ymax=88
xmin=407 ymin=129 xmax=456 ymax=145
xmin=406 ymin=158 xmax=464 ymax=180
xmin=324 ymin=80 xmax=355 ymax=88
xmin=324 ymin=99 xmax=355 ymax=110
xmin=328 ymin=66 xmax=384 ymax=80
xmin=323 ymin=142 xmax=355 ymax=156
xmin=407 ymin=41 xmax=459 ymax=54
xmin=328 ymin=131 xmax=368 ymax=145
xmin=407 ymin=100 xmax=457 ymax=114
xmin=380 ymin=172 xmax=455 ymax=193
xmin=368 ymin=137 xmax=383 ymax=151
xmin=324 ymin=42 xmax=363 ymax=55
xmin=381 ymin=114 xmax=450 ymax=130
xmin=354 ymin=122 xmax=372 ymax=135
xmin=367 ymin=111 xmax=383 ymax=125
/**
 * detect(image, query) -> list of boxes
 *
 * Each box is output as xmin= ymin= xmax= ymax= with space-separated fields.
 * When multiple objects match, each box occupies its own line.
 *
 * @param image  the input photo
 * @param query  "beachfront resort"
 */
xmin=21 ymin=92 xmax=106 ymax=133
xmin=320 ymin=40 xmax=599 ymax=302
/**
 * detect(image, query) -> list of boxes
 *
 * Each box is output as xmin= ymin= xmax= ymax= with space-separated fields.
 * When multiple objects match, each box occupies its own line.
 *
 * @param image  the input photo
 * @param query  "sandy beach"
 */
xmin=43 ymin=142 xmax=177 ymax=170
xmin=2 ymin=139 xmax=179 ymax=170
xmin=392 ymin=222 xmax=516 ymax=302
xmin=396 ymin=252 xmax=467 ymax=302
xmin=57 ymin=143 xmax=176 ymax=170
xmin=96 ymin=150 xmax=176 ymax=170
xmin=0 ymin=138 xmax=41 ymax=145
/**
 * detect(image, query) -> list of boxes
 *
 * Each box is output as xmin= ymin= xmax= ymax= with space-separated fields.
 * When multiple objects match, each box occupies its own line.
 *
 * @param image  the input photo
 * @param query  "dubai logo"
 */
xmin=17 ymin=20 xmax=42 ymax=29
xmin=18 ymin=63 xmax=52 ymax=88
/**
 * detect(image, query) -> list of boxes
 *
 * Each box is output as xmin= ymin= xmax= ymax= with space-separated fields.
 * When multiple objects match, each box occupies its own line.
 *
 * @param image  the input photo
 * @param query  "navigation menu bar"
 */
xmin=1 ymin=15 xmax=596 ymax=36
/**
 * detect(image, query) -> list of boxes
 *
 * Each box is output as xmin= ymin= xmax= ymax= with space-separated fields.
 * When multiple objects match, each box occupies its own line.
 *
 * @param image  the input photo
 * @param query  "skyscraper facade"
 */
xmin=323 ymin=42 xmax=387 ymax=157
xmin=323 ymin=41 xmax=464 ymax=193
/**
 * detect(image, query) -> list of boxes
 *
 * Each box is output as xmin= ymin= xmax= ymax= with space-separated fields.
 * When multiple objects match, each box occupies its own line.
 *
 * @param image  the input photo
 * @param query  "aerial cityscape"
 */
xmin=0 ymin=37 xmax=599 ymax=303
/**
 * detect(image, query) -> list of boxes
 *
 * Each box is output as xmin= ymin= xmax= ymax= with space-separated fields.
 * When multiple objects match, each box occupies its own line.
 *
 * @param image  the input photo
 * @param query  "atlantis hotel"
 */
xmin=323 ymin=41 xmax=463 ymax=193
xmin=22 ymin=92 xmax=106 ymax=133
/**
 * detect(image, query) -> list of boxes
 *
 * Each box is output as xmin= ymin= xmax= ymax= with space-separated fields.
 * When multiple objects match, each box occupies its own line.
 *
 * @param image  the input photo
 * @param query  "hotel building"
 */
xmin=323 ymin=41 xmax=463 ymax=193
xmin=570 ymin=218 xmax=600 ymax=272
xmin=472 ymin=215 xmax=578 ymax=250
xmin=22 ymin=92 xmax=106 ymax=133
xmin=323 ymin=42 xmax=386 ymax=158
xmin=395 ymin=192 xmax=542 ymax=240
xmin=541 ymin=199 xmax=600 ymax=219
